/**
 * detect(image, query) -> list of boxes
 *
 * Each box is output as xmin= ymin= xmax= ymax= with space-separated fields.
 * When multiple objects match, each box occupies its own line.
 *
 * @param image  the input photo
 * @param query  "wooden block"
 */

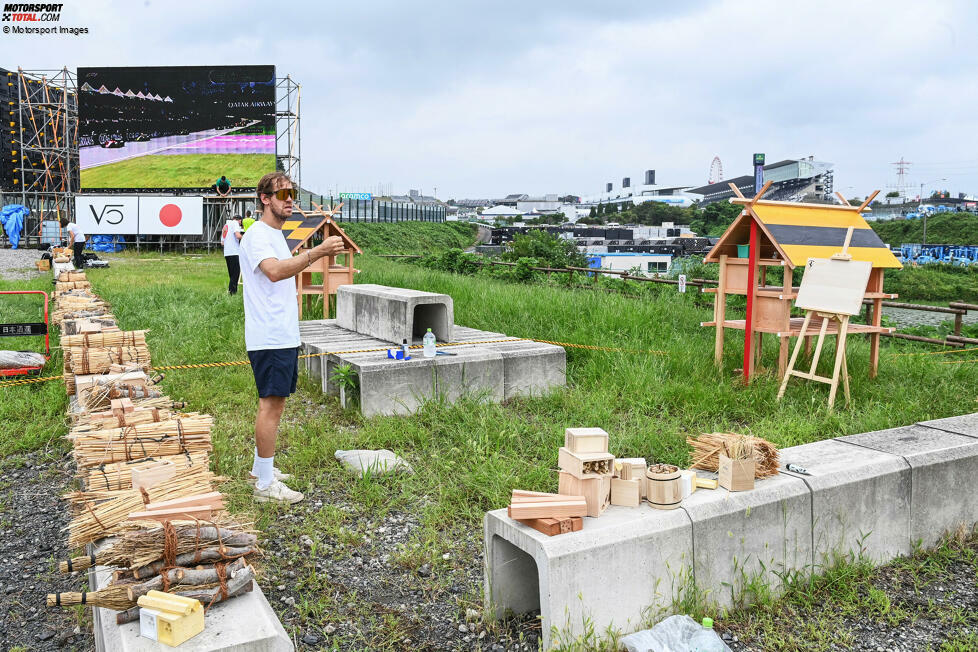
xmin=564 ymin=427 xmax=609 ymax=454
xmin=718 ymin=455 xmax=755 ymax=492
xmin=511 ymin=489 xmax=561 ymax=499
xmin=695 ymin=477 xmax=719 ymax=490
xmin=110 ymin=398 xmax=135 ymax=415
xmin=78 ymin=321 xmax=103 ymax=334
xmin=130 ymin=461 xmax=176 ymax=491
xmin=507 ymin=499 xmax=587 ymax=520
xmin=144 ymin=492 xmax=224 ymax=512
xmin=128 ymin=506 xmax=213 ymax=522
xmin=615 ymin=458 xmax=647 ymax=494
xmin=610 ymin=478 xmax=641 ymax=507
xmin=557 ymin=447 xmax=614 ymax=478
xmin=516 ymin=516 xmax=583 ymax=537
xmin=558 ymin=471 xmax=611 ymax=517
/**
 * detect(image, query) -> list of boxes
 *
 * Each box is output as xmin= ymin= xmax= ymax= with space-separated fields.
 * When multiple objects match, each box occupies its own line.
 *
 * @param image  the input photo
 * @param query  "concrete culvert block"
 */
xmin=336 ymin=284 xmax=454 ymax=344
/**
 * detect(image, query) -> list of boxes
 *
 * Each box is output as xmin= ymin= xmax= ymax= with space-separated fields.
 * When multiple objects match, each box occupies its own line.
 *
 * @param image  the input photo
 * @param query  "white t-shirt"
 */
xmin=222 ymin=220 xmax=243 ymax=257
xmin=238 ymin=220 xmax=300 ymax=351
xmin=66 ymin=222 xmax=86 ymax=243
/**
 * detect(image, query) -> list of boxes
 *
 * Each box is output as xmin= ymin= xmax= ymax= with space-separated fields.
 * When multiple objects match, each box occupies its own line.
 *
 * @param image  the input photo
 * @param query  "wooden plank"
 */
xmin=558 ymin=472 xmax=611 ymax=517
xmin=144 ymin=492 xmax=224 ymax=512
xmin=507 ymin=500 xmax=587 ymax=520
xmin=128 ymin=506 xmax=213 ymax=522
xmin=511 ymin=489 xmax=561 ymax=498
xmin=743 ymin=219 xmax=759 ymax=383
xmin=515 ymin=517 xmax=583 ymax=537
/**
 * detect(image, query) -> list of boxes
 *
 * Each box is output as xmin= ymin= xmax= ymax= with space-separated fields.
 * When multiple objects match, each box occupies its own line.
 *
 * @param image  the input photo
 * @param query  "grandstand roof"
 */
xmin=706 ymin=197 xmax=902 ymax=269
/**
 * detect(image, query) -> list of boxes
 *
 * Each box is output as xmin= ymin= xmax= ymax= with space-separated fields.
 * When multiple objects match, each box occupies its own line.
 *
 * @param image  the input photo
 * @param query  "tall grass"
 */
xmin=2 ymin=250 xmax=976 ymax=530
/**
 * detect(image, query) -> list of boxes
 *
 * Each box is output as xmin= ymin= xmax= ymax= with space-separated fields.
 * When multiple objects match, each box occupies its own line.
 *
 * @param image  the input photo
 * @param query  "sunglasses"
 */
xmin=264 ymin=187 xmax=297 ymax=201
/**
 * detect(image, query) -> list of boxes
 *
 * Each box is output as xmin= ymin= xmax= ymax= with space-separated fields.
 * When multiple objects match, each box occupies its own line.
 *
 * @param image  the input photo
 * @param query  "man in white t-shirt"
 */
xmin=238 ymin=172 xmax=345 ymax=504
xmin=221 ymin=217 xmax=244 ymax=294
xmin=59 ymin=216 xmax=87 ymax=270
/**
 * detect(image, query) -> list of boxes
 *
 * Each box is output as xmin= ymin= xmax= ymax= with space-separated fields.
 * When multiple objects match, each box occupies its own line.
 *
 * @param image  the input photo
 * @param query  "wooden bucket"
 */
xmin=646 ymin=464 xmax=682 ymax=510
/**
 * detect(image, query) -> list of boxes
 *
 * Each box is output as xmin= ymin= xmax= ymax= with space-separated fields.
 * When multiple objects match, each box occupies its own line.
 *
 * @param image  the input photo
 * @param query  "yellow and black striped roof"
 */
xmin=281 ymin=212 xmax=361 ymax=254
xmin=707 ymin=200 xmax=902 ymax=269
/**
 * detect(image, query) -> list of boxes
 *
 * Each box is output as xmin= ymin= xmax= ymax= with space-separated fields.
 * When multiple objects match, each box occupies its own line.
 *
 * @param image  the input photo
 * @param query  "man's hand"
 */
xmin=313 ymin=236 xmax=345 ymax=259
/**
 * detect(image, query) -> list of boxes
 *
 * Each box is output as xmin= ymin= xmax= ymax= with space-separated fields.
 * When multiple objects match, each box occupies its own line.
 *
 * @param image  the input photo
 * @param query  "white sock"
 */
xmin=250 ymin=447 xmax=260 ymax=476
xmin=255 ymin=455 xmax=275 ymax=490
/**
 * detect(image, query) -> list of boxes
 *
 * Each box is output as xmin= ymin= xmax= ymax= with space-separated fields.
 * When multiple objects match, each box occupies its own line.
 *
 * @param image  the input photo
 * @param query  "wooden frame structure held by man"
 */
xmin=701 ymin=185 xmax=902 ymax=383
xmin=281 ymin=203 xmax=362 ymax=319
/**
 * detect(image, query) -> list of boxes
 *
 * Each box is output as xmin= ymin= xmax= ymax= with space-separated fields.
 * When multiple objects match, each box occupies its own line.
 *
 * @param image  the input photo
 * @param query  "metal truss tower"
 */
xmin=275 ymin=75 xmax=300 ymax=189
xmin=16 ymin=67 xmax=78 ymax=239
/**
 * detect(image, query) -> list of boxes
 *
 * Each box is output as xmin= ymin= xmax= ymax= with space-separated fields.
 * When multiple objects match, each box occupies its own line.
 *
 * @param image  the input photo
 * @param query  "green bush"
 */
xmin=501 ymin=230 xmax=587 ymax=268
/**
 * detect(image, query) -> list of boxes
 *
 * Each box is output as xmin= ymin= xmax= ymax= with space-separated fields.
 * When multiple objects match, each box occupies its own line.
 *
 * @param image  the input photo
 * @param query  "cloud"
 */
xmin=6 ymin=0 xmax=977 ymax=198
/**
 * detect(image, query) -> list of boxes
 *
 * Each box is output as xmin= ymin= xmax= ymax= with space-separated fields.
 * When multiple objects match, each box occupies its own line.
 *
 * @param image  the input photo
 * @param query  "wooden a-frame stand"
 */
xmin=777 ymin=228 xmax=862 ymax=409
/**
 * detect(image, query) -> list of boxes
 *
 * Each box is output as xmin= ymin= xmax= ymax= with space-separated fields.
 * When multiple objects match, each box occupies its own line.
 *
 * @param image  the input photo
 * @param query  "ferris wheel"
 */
xmin=709 ymin=156 xmax=724 ymax=185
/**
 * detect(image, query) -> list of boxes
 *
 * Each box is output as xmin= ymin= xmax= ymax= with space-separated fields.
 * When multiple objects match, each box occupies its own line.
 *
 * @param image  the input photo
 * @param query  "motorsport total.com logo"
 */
xmin=2 ymin=3 xmax=63 ymax=21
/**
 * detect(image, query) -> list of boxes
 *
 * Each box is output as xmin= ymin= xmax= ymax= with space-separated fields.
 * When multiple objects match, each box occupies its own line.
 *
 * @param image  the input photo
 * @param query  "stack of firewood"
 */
xmin=45 ymin=275 xmax=259 ymax=619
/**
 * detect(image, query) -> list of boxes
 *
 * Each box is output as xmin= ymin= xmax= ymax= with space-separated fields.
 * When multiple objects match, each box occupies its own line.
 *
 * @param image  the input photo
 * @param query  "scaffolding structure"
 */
xmin=275 ymin=75 xmax=300 ymax=188
xmin=15 ymin=67 xmax=78 ymax=243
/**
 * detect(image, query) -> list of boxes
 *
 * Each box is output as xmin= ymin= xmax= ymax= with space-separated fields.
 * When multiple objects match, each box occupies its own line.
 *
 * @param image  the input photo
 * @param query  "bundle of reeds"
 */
xmin=60 ymin=521 xmax=256 ymax=573
xmin=76 ymin=450 xmax=210 ymax=491
xmin=687 ymin=432 xmax=780 ymax=478
xmin=67 ymin=414 xmax=213 ymax=469
xmin=61 ymin=330 xmax=148 ymax=349
xmin=48 ymin=558 xmax=251 ymax=611
xmin=55 ymin=280 xmax=92 ymax=292
xmin=64 ymin=345 xmax=151 ymax=375
xmin=69 ymin=407 xmax=174 ymax=432
xmin=57 ymin=271 xmax=87 ymax=282
xmin=65 ymin=467 xmax=217 ymax=547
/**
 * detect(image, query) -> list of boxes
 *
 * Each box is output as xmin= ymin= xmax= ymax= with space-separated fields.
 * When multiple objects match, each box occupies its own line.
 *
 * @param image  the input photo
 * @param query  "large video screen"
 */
xmin=78 ymin=65 xmax=276 ymax=190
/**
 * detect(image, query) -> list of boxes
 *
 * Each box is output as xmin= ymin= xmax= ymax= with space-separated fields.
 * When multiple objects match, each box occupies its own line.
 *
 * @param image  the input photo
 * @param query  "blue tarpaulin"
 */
xmin=0 ymin=204 xmax=28 ymax=249
xmin=87 ymin=234 xmax=126 ymax=253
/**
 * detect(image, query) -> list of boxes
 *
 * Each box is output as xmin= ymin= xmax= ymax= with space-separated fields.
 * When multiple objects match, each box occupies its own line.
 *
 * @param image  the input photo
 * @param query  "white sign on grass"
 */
xmin=74 ymin=196 xmax=139 ymax=234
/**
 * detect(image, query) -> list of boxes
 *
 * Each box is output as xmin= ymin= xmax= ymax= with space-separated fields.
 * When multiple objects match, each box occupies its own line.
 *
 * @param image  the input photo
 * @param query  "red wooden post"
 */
xmin=742 ymin=220 xmax=759 ymax=384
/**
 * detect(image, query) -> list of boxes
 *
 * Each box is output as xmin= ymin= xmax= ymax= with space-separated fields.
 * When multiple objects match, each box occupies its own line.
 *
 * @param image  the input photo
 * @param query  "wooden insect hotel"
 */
xmin=701 ymin=184 xmax=902 ymax=382
xmin=281 ymin=204 xmax=362 ymax=319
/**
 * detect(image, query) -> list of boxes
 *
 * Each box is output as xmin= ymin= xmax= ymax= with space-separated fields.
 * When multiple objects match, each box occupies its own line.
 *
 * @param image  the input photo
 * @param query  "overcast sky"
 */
xmin=4 ymin=0 xmax=977 ymax=200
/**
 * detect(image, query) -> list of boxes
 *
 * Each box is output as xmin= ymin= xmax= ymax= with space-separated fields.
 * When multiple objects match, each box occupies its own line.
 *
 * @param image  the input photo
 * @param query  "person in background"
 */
xmin=221 ymin=216 xmax=244 ymax=294
xmin=59 ymin=216 xmax=87 ymax=270
xmin=242 ymin=209 xmax=255 ymax=231
xmin=213 ymin=175 xmax=232 ymax=196
xmin=238 ymin=172 xmax=345 ymax=504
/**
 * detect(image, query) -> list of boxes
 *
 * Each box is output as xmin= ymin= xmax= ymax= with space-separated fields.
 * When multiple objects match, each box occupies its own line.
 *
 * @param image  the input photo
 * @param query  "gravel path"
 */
xmin=0 ymin=246 xmax=45 ymax=281
xmin=0 ymin=452 xmax=91 ymax=651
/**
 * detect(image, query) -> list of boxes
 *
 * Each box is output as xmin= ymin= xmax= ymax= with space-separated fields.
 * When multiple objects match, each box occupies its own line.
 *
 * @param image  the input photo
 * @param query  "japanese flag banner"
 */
xmin=138 ymin=196 xmax=203 ymax=235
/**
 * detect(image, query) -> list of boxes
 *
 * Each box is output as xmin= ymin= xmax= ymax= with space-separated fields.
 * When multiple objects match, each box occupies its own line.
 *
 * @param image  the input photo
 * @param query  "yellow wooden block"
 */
xmin=138 ymin=592 xmax=204 ymax=647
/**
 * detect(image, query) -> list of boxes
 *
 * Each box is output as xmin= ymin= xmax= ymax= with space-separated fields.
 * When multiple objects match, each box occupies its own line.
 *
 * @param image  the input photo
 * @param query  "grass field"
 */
xmin=2 ymin=232 xmax=977 ymax=649
xmin=80 ymin=153 xmax=275 ymax=188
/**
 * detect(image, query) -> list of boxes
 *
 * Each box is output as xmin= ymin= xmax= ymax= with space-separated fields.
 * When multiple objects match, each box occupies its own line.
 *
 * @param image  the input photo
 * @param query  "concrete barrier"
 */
xmin=336 ymin=284 xmax=454 ymax=344
xmin=484 ymin=414 xmax=978 ymax=649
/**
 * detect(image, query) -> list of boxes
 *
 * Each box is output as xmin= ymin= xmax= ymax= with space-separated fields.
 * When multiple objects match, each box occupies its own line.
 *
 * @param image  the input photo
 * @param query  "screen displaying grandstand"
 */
xmin=77 ymin=65 xmax=276 ymax=190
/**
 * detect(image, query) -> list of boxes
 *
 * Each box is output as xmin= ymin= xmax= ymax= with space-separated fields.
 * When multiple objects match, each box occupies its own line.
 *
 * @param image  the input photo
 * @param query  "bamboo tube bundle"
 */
xmin=64 ymin=345 xmax=151 ymax=375
xmin=65 ymin=469 xmax=218 ymax=548
xmin=76 ymin=451 xmax=211 ymax=491
xmin=61 ymin=330 xmax=148 ymax=350
xmin=77 ymin=387 xmax=176 ymax=412
xmin=60 ymin=521 xmax=256 ymax=573
xmin=687 ymin=432 xmax=780 ymax=478
xmin=57 ymin=270 xmax=87 ymax=282
xmin=48 ymin=558 xmax=252 ymax=611
xmin=55 ymin=280 xmax=92 ymax=292
xmin=67 ymin=414 xmax=214 ymax=469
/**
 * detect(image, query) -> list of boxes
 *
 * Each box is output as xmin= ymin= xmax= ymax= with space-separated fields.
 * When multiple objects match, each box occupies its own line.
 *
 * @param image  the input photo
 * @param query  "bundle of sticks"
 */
xmin=69 ymin=406 xmax=174 ymax=432
xmin=48 ymin=557 xmax=255 ymax=613
xmin=57 ymin=271 xmax=87 ymax=282
xmin=76 ymin=451 xmax=210 ymax=492
xmin=67 ymin=414 xmax=213 ymax=469
xmin=64 ymin=466 xmax=219 ymax=548
xmin=61 ymin=330 xmax=148 ymax=350
xmin=77 ymin=387 xmax=176 ymax=413
xmin=63 ymin=345 xmax=151 ymax=376
xmin=687 ymin=432 xmax=780 ymax=478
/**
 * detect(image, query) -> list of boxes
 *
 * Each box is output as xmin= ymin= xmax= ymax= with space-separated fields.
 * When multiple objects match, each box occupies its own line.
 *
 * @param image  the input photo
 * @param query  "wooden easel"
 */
xmin=777 ymin=227 xmax=867 ymax=409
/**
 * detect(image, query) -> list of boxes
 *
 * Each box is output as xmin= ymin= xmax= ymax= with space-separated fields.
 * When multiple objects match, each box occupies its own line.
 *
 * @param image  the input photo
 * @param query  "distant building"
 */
xmin=580 ymin=169 xmax=701 ymax=209
xmin=687 ymin=157 xmax=834 ymax=205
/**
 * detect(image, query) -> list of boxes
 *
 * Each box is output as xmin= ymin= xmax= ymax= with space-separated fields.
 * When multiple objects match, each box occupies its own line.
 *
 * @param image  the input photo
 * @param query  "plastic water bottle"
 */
xmin=689 ymin=617 xmax=726 ymax=651
xmin=422 ymin=328 xmax=437 ymax=357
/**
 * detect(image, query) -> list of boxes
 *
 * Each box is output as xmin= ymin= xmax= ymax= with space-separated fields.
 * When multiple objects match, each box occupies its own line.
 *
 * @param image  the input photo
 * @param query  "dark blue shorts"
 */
xmin=248 ymin=347 xmax=299 ymax=398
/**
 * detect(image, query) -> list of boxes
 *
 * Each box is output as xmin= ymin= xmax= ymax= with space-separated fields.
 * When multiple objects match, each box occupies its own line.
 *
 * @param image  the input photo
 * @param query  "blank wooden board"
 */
xmin=795 ymin=258 xmax=872 ymax=315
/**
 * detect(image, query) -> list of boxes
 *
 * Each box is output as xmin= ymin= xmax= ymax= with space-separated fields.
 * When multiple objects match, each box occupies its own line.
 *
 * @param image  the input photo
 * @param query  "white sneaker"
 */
xmin=248 ymin=467 xmax=292 ymax=484
xmin=253 ymin=479 xmax=304 ymax=505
